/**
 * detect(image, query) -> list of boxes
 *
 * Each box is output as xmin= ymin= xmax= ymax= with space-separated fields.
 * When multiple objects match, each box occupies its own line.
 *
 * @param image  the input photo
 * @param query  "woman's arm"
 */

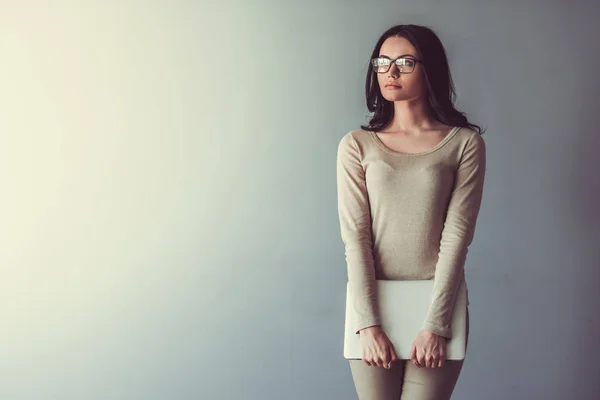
xmin=336 ymin=133 xmax=380 ymax=335
xmin=422 ymin=131 xmax=487 ymax=338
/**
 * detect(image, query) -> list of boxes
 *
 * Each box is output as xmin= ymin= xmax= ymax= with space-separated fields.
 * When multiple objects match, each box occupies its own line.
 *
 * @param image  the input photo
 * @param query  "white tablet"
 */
xmin=343 ymin=278 xmax=468 ymax=360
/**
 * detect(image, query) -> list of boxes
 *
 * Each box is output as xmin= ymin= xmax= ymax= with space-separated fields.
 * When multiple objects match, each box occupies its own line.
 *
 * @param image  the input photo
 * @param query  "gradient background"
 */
xmin=1 ymin=1 xmax=599 ymax=399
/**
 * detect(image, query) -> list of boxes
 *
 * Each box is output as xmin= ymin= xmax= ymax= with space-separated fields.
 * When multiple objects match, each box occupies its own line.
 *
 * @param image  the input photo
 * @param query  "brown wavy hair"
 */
xmin=360 ymin=24 xmax=485 ymax=135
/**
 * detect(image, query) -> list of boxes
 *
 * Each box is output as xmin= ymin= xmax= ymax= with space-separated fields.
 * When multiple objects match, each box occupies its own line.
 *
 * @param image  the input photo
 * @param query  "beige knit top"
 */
xmin=336 ymin=126 xmax=486 ymax=338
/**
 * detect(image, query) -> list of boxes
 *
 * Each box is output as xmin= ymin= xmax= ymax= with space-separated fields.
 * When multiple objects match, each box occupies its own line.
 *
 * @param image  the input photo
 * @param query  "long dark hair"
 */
xmin=360 ymin=24 xmax=485 ymax=135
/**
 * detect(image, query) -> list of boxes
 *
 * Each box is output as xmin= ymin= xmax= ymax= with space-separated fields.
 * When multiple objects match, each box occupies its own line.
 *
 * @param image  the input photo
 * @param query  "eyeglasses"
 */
xmin=371 ymin=56 xmax=423 ymax=74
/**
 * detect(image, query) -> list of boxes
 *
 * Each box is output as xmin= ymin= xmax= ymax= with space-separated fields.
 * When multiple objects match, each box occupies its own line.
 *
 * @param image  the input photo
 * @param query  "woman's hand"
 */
xmin=358 ymin=326 xmax=399 ymax=368
xmin=409 ymin=329 xmax=447 ymax=368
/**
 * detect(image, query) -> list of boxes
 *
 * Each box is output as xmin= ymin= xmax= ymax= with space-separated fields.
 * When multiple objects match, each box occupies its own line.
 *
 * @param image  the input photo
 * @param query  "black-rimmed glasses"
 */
xmin=371 ymin=56 xmax=423 ymax=74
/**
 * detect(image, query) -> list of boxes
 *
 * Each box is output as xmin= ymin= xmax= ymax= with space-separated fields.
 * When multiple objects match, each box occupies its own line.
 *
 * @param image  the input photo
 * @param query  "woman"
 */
xmin=336 ymin=24 xmax=486 ymax=399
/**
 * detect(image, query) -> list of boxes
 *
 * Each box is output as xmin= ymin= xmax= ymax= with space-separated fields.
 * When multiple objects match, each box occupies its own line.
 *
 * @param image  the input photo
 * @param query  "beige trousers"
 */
xmin=349 ymin=308 xmax=470 ymax=400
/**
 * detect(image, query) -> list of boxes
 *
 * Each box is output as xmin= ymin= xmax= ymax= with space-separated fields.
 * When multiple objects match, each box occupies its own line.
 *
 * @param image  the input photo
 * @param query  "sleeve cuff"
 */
xmin=422 ymin=322 xmax=452 ymax=339
xmin=355 ymin=317 xmax=381 ymax=335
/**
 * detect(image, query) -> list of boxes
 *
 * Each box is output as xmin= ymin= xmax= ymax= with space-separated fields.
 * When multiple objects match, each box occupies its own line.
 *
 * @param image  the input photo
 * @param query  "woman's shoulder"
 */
xmin=338 ymin=129 xmax=373 ymax=150
xmin=454 ymin=126 xmax=484 ymax=145
xmin=341 ymin=128 xmax=372 ymax=140
xmin=458 ymin=126 xmax=485 ymax=143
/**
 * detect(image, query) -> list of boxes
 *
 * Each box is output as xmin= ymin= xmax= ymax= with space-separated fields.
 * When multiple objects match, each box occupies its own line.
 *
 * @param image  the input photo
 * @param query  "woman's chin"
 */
xmin=383 ymin=93 xmax=407 ymax=102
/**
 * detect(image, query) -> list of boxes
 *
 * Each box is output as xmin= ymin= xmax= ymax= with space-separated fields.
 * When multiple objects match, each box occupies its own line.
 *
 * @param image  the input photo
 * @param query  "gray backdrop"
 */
xmin=1 ymin=1 xmax=599 ymax=399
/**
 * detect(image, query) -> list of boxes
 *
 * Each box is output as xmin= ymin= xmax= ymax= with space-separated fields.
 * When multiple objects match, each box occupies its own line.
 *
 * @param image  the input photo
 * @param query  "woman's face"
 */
xmin=375 ymin=36 xmax=427 ymax=103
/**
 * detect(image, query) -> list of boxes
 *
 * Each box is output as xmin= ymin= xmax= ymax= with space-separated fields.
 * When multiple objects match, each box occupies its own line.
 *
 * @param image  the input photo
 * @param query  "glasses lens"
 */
xmin=397 ymin=58 xmax=415 ymax=73
xmin=372 ymin=57 xmax=391 ymax=73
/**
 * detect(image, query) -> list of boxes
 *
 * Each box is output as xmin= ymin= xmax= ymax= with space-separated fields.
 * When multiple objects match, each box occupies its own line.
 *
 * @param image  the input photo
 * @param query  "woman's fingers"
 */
xmin=427 ymin=353 xmax=439 ymax=368
xmin=408 ymin=342 xmax=418 ymax=368
xmin=417 ymin=348 xmax=426 ymax=368
xmin=380 ymin=347 xmax=389 ymax=368
xmin=434 ymin=340 xmax=446 ymax=368
xmin=361 ymin=349 xmax=371 ymax=366
xmin=417 ymin=345 xmax=448 ymax=368
xmin=391 ymin=347 xmax=398 ymax=362
xmin=438 ymin=347 xmax=446 ymax=368
xmin=387 ymin=346 xmax=398 ymax=369
xmin=382 ymin=350 xmax=390 ymax=369
xmin=411 ymin=343 xmax=423 ymax=368
xmin=378 ymin=347 xmax=386 ymax=368
xmin=361 ymin=328 xmax=397 ymax=368
xmin=366 ymin=350 xmax=384 ymax=368
xmin=384 ymin=343 xmax=394 ymax=368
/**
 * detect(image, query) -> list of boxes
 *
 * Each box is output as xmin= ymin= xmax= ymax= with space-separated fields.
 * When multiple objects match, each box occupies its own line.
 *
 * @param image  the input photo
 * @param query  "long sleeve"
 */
xmin=336 ymin=133 xmax=380 ymax=335
xmin=422 ymin=131 xmax=487 ymax=338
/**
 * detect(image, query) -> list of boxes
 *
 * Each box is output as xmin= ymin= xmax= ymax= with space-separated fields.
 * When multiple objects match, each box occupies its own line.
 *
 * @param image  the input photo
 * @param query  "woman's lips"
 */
xmin=386 ymin=85 xmax=402 ymax=89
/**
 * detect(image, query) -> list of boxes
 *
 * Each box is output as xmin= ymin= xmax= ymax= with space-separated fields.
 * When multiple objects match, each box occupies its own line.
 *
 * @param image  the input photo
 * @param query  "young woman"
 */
xmin=336 ymin=24 xmax=486 ymax=399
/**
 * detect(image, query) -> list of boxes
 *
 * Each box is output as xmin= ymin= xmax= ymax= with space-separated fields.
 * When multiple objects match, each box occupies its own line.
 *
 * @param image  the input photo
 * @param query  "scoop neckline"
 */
xmin=367 ymin=126 xmax=461 ymax=156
